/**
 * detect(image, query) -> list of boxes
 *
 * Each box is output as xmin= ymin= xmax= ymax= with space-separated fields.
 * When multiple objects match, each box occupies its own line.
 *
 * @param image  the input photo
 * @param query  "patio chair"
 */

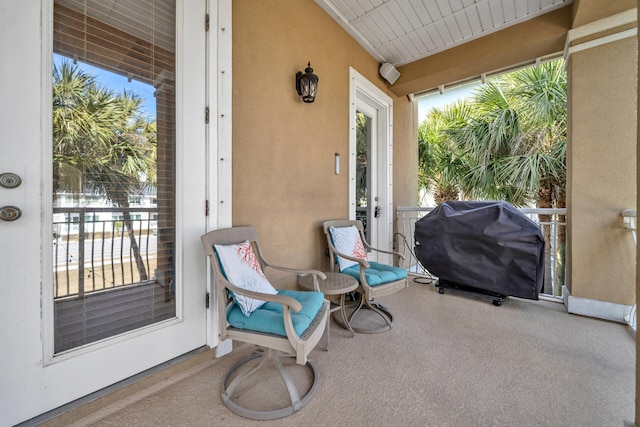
xmin=201 ymin=226 xmax=329 ymax=420
xmin=323 ymin=220 xmax=408 ymax=333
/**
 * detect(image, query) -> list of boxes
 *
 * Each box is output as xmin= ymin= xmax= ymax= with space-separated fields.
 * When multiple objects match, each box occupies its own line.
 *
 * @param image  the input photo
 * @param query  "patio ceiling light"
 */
xmin=295 ymin=62 xmax=318 ymax=103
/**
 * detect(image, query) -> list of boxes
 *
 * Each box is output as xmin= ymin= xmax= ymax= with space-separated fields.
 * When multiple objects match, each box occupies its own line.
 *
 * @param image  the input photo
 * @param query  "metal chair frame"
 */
xmin=323 ymin=220 xmax=407 ymax=333
xmin=202 ymin=226 xmax=329 ymax=420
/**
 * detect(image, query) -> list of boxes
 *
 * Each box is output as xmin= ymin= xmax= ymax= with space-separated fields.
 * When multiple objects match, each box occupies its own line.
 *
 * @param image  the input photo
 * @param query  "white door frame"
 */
xmin=0 ymin=1 xmax=232 ymax=424
xmin=349 ymin=67 xmax=394 ymax=263
xmin=205 ymin=0 xmax=233 ymax=352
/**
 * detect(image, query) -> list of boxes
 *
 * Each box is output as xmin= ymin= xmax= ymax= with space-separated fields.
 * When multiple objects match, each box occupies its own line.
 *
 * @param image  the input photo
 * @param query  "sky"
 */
xmin=54 ymin=53 xmax=157 ymax=118
xmin=417 ymin=80 xmax=480 ymax=123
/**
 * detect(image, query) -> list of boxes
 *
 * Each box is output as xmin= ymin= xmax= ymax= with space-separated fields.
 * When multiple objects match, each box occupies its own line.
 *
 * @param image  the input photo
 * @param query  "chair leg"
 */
xmin=364 ymin=297 xmax=394 ymax=325
xmin=273 ymin=350 xmax=302 ymax=410
xmin=346 ymin=293 xmax=364 ymax=325
xmin=222 ymin=350 xmax=268 ymax=399
xmin=325 ymin=311 xmax=331 ymax=350
xmin=338 ymin=292 xmax=356 ymax=337
xmin=221 ymin=348 xmax=319 ymax=420
xmin=345 ymin=294 xmax=394 ymax=334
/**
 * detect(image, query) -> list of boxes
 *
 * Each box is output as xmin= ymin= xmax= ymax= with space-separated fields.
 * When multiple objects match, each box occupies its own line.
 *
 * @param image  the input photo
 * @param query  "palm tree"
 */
xmin=503 ymin=61 xmax=567 ymax=292
xmin=53 ymin=60 xmax=156 ymax=281
xmin=419 ymin=60 xmax=566 ymax=209
xmin=447 ymin=80 xmax=532 ymax=205
xmin=418 ymin=101 xmax=475 ymax=204
xmin=500 ymin=61 xmax=567 ymax=210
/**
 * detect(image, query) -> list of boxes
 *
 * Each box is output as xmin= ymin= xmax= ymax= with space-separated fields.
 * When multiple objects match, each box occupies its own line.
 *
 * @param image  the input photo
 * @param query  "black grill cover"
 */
xmin=415 ymin=201 xmax=544 ymax=300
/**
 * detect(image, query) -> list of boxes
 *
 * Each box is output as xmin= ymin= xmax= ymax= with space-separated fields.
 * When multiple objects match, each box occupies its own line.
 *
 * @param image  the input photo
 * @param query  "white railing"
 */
xmin=53 ymin=207 xmax=159 ymax=298
xmin=396 ymin=206 xmax=567 ymax=300
xmin=621 ymin=209 xmax=637 ymax=331
xmin=396 ymin=206 xmax=435 ymax=276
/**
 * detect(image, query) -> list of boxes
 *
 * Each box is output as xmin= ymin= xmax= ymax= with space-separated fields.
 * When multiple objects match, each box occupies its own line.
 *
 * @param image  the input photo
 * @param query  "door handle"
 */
xmin=374 ymin=206 xmax=381 ymax=218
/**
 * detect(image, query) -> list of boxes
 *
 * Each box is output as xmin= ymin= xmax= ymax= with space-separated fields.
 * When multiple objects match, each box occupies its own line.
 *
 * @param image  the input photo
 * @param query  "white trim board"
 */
xmin=562 ymin=286 xmax=634 ymax=325
xmin=348 ymin=67 xmax=394 ymax=259
xmin=563 ymin=8 xmax=638 ymax=64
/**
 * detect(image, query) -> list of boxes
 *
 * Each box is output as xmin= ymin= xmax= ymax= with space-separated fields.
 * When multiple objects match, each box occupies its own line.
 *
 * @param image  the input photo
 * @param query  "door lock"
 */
xmin=0 ymin=173 xmax=22 ymax=189
xmin=0 ymin=206 xmax=22 ymax=221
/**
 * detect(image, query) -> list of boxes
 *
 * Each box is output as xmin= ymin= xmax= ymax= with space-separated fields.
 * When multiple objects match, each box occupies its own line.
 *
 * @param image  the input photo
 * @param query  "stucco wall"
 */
xmin=566 ymin=37 xmax=637 ymax=305
xmin=232 ymin=0 xmax=417 ymax=286
xmin=636 ymin=10 xmax=639 ymax=425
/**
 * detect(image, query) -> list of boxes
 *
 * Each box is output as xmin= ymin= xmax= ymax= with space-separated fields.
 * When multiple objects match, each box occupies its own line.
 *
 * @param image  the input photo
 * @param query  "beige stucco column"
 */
xmin=636 ymin=8 xmax=639 ymax=427
xmin=565 ymin=12 xmax=637 ymax=321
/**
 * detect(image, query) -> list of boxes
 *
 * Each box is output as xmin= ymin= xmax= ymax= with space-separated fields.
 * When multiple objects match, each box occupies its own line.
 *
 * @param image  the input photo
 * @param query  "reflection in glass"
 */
xmin=356 ymin=111 xmax=371 ymax=241
xmin=52 ymin=0 xmax=176 ymax=353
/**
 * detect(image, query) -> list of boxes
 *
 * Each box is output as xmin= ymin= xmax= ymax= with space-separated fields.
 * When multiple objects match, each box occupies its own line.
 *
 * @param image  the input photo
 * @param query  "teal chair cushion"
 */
xmin=227 ymin=289 xmax=325 ymax=337
xmin=343 ymin=262 xmax=408 ymax=286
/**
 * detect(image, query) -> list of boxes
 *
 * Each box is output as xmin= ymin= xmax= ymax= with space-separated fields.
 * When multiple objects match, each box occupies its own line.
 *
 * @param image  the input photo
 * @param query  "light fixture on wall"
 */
xmin=296 ymin=62 xmax=319 ymax=103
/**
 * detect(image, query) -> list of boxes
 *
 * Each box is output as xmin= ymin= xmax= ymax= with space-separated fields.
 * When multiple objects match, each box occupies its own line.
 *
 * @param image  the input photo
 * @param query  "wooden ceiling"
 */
xmin=314 ymin=0 xmax=572 ymax=66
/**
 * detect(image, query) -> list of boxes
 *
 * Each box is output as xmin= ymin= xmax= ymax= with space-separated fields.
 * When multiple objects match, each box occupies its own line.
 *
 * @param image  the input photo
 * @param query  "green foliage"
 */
xmin=355 ymin=112 xmax=369 ymax=205
xmin=52 ymin=60 xmax=156 ymax=204
xmin=52 ymin=60 xmax=158 ymax=281
xmin=418 ymin=100 xmax=475 ymax=203
xmin=418 ymin=60 xmax=566 ymax=208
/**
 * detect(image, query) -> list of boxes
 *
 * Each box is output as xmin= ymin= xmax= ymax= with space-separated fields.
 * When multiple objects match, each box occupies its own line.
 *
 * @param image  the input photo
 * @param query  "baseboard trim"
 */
xmin=562 ymin=286 xmax=632 ymax=323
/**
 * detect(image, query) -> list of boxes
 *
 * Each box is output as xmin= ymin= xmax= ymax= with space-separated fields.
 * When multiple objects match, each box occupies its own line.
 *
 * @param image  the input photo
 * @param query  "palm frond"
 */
xmin=417 ymin=59 xmax=566 ymax=207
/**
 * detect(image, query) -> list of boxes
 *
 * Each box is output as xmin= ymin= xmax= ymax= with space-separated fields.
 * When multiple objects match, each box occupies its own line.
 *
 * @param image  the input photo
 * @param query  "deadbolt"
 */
xmin=0 ymin=173 xmax=22 ymax=189
xmin=0 ymin=206 xmax=22 ymax=221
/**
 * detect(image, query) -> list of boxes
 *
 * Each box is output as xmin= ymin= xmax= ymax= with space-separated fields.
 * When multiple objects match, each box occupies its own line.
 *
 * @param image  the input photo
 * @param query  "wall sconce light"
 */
xmin=296 ymin=62 xmax=319 ymax=103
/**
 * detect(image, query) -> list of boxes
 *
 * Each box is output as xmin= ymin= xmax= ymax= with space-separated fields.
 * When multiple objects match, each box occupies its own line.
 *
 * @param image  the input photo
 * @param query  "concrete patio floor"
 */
xmin=38 ymin=279 xmax=635 ymax=427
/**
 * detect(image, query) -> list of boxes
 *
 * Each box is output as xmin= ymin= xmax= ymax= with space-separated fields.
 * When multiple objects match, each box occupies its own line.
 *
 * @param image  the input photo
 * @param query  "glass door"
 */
xmin=48 ymin=0 xmax=207 ymax=360
xmin=2 ymin=1 xmax=213 ymax=423
xmin=355 ymin=109 xmax=375 ymax=244
xmin=52 ymin=0 xmax=180 ymax=352
xmin=350 ymin=68 xmax=394 ymax=264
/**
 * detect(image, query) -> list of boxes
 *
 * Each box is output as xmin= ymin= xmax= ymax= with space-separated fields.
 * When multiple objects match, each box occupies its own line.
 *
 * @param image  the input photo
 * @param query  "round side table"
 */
xmin=298 ymin=272 xmax=359 ymax=341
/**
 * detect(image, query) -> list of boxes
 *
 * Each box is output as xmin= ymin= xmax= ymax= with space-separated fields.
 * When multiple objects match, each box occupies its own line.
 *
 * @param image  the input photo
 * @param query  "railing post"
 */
xmin=78 ymin=208 xmax=85 ymax=298
xmin=53 ymin=206 xmax=158 ymax=299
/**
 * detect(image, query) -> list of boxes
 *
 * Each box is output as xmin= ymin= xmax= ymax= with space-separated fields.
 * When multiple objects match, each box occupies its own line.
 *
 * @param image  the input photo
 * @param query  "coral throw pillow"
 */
xmin=329 ymin=225 xmax=367 ymax=271
xmin=214 ymin=240 xmax=278 ymax=316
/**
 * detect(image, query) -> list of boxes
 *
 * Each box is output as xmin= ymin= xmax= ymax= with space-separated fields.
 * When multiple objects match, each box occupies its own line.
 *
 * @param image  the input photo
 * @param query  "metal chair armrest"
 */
xmin=224 ymin=280 xmax=303 ymax=313
xmin=362 ymin=245 xmax=406 ymax=260
xmin=328 ymin=245 xmax=371 ymax=269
